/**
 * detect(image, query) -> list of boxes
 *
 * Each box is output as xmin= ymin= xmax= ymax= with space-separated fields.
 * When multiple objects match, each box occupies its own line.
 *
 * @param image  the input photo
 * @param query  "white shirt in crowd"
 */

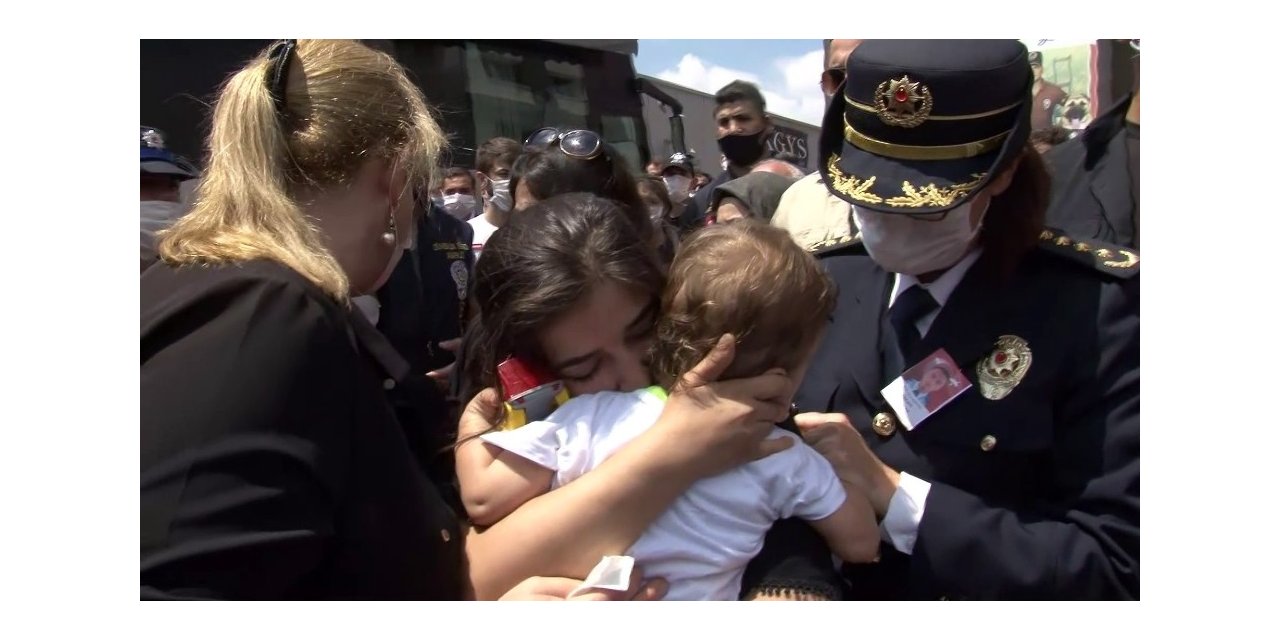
xmin=480 ymin=387 xmax=846 ymax=600
xmin=467 ymin=214 xmax=500 ymax=262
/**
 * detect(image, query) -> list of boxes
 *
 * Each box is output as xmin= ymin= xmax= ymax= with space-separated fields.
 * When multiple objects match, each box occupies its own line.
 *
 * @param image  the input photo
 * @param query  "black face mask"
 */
xmin=717 ymin=130 xmax=768 ymax=168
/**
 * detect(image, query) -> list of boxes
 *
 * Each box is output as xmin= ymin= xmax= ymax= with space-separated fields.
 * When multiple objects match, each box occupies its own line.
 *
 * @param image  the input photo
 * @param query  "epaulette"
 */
xmin=1035 ymin=229 xmax=1139 ymax=279
xmin=809 ymin=232 xmax=867 ymax=257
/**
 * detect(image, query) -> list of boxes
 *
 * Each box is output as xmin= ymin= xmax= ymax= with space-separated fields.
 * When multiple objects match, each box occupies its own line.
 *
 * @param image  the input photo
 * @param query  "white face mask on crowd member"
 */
xmin=140 ymin=200 xmax=188 ymax=234
xmin=442 ymin=193 xmax=477 ymax=221
xmin=852 ymin=198 xmax=989 ymax=276
xmin=488 ymin=178 xmax=512 ymax=213
xmin=663 ymin=175 xmax=691 ymax=203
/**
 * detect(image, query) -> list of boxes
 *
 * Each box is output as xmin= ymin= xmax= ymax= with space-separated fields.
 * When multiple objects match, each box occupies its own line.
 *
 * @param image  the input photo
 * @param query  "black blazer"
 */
xmin=141 ymin=260 xmax=464 ymax=599
xmin=795 ymin=233 xmax=1140 ymax=600
xmin=1045 ymin=94 xmax=1138 ymax=249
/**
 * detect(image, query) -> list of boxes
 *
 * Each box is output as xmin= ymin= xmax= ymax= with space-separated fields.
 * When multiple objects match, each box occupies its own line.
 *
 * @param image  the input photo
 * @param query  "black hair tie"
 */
xmin=266 ymin=39 xmax=298 ymax=116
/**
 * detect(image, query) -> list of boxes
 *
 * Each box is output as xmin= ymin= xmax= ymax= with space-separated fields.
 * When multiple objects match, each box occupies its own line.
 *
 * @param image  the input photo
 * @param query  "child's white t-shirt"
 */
xmin=479 ymin=387 xmax=846 ymax=601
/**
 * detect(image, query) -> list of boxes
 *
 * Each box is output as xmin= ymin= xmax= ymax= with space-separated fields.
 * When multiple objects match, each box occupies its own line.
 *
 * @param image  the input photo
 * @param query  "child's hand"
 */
xmin=458 ymin=387 xmax=504 ymax=441
xmin=497 ymin=573 xmax=669 ymax=601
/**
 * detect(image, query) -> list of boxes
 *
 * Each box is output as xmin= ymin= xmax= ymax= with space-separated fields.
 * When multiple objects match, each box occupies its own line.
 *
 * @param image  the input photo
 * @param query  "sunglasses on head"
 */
xmin=524 ymin=127 xmax=605 ymax=160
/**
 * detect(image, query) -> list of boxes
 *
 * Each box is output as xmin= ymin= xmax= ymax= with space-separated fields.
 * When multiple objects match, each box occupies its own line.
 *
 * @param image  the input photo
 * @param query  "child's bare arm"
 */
xmin=807 ymin=490 xmax=881 ymax=564
xmin=456 ymin=434 xmax=555 ymax=527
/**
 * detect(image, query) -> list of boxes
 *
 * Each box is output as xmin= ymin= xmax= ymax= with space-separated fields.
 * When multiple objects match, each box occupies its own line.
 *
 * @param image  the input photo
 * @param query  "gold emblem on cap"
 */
xmin=874 ymin=75 xmax=933 ymax=128
xmin=980 ymin=435 xmax=998 ymax=451
xmin=978 ymin=335 xmax=1033 ymax=401
xmin=872 ymin=412 xmax=897 ymax=436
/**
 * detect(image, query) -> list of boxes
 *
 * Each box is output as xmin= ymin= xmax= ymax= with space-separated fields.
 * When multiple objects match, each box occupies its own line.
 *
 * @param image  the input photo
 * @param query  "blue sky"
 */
xmin=635 ymin=40 xmax=827 ymax=126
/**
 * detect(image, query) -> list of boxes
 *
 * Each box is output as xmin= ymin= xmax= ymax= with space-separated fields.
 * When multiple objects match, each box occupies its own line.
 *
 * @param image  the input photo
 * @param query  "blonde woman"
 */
xmin=140 ymin=40 xmax=668 ymax=600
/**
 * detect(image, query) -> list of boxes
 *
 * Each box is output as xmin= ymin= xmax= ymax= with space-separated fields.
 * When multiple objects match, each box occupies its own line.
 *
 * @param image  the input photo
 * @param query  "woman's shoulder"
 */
xmin=142 ymin=260 xmax=352 ymax=357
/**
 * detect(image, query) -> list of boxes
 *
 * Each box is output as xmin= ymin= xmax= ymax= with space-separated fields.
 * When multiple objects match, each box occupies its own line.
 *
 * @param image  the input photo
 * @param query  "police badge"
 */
xmin=978 ymin=335 xmax=1032 ymax=400
xmin=450 ymin=260 xmax=468 ymax=301
xmin=873 ymin=75 xmax=933 ymax=128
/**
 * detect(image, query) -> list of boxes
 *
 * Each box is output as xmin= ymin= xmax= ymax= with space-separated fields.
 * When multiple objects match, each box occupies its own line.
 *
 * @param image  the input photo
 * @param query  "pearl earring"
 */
xmin=380 ymin=213 xmax=397 ymax=246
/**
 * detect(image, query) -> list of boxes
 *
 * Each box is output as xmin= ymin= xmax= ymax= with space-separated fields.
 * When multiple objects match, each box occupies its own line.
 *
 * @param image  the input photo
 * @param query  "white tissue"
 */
xmin=566 ymin=555 xmax=636 ymax=599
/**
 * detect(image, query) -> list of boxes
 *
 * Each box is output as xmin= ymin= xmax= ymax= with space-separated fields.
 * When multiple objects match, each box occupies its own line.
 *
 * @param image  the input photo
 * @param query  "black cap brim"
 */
xmin=817 ymin=85 xmax=1031 ymax=216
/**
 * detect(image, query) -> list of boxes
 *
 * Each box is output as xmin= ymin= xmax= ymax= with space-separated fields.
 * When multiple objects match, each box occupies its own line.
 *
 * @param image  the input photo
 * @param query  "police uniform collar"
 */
xmin=889 ymin=248 xmax=983 ymax=311
xmin=1083 ymin=93 xmax=1136 ymax=170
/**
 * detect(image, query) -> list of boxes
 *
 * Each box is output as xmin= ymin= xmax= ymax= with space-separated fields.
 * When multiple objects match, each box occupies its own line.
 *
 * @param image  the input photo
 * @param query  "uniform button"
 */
xmin=980 ymin=435 xmax=997 ymax=451
xmin=383 ymin=378 xmax=396 ymax=390
xmin=440 ymin=529 xmax=452 ymax=542
xmin=872 ymin=412 xmax=897 ymax=437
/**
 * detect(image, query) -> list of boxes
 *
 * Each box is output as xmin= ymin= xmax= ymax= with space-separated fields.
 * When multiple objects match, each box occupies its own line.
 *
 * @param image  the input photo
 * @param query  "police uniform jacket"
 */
xmin=141 ymin=259 xmax=464 ymax=599
xmin=1045 ymin=94 xmax=1139 ymax=249
xmin=795 ymin=231 xmax=1140 ymax=600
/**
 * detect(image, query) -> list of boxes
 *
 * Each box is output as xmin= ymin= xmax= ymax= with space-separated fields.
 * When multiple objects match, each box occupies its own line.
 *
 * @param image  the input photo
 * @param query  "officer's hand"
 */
xmin=794 ymin=412 xmax=900 ymax=517
xmin=426 ymin=338 xmax=463 ymax=390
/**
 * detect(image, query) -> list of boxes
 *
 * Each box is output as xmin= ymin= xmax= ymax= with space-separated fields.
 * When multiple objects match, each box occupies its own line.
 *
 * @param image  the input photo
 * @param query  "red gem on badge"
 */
xmin=994 ymin=352 xmax=1007 ymax=364
xmin=894 ymin=87 xmax=909 ymax=102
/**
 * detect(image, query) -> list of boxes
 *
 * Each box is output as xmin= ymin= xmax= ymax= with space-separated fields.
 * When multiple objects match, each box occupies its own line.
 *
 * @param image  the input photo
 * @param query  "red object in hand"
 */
xmin=497 ymin=356 xmax=558 ymax=401
xmin=496 ymin=356 xmax=568 ymax=428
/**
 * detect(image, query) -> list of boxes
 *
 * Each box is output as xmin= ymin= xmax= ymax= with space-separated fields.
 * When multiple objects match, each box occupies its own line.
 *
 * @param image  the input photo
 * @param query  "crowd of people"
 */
xmin=141 ymin=38 xmax=1139 ymax=600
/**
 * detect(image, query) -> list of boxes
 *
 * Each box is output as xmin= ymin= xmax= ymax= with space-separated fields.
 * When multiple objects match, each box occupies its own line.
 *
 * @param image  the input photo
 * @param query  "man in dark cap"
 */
xmin=790 ymin=39 xmax=1139 ymax=600
xmin=1029 ymin=51 xmax=1068 ymax=131
xmin=659 ymin=151 xmax=695 ymax=208
xmin=140 ymin=126 xmax=200 ymax=271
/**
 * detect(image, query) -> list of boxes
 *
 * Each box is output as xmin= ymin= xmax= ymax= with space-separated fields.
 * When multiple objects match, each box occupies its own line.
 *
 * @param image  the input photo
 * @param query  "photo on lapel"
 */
xmin=882 ymin=348 xmax=973 ymax=431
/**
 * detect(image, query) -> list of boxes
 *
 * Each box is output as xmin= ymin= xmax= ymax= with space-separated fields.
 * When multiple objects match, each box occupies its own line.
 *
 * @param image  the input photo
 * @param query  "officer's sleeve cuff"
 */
xmin=879 ymin=472 xmax=932 ymax=555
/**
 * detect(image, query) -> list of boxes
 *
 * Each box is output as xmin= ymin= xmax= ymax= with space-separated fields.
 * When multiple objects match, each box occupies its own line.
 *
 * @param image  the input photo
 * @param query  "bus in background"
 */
xmin=141 ymin=39 xmax=683 ymax=174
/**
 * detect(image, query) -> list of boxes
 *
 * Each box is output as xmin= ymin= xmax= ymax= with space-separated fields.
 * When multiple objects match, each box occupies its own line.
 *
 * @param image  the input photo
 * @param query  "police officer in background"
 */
xmin=1045 ymin=39 xmax=1140 ymax=249
xmin=375 ymin=194 xmax=474 ymax=505
xmin=792 ymin=40 xmax=1139 ymax=599
xmin=140 ymin=126 xmax=200 ymax=271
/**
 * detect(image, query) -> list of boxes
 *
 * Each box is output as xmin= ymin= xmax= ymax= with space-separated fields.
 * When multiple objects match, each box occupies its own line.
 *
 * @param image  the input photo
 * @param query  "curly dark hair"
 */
xmin=651 ymin=220 xmax=834 ymax=389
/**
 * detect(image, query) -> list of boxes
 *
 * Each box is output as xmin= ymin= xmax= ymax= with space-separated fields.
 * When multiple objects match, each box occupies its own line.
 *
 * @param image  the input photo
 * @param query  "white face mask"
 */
xmin=441 ymin=193 xmax=477 ymax=221
xmin=488 ymin=179 xmax=512 ymax=213
xmin=853 ymin=199 xmax=987 ymax=276
xmin=663 ymin=175 xmax=691 ymax=202
xmin=140 ymin=200 xmax=187 ymax=232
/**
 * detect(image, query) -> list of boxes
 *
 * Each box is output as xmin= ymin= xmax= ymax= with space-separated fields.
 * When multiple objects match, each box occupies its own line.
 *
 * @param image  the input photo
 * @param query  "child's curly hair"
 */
xmin=651 ymin=220 xmax=836 ymax=388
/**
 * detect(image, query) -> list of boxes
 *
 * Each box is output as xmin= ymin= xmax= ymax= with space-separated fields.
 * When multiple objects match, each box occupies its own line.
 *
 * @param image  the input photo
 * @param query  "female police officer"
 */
xmin=792 ymin=40 xmax=1139 ymax=599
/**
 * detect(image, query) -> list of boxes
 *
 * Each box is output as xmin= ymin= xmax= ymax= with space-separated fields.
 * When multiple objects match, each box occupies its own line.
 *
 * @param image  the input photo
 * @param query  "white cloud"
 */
xmin=656 ymin=50 xmax=827 ymax=127
xmin=656 ymin=54 xmax=762 ymax=95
